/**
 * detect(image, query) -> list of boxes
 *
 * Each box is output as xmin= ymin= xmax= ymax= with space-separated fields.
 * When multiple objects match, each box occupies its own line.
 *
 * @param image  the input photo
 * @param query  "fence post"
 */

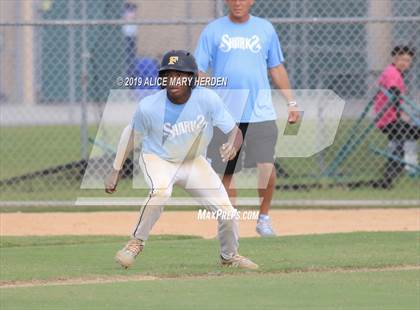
xmin=80 ymin=0 xmax=89 ymax=160
xmin=215 ymin=0 xmax=224 ymax=18
xmin=68 ymin=0 xmax=76 ymax=124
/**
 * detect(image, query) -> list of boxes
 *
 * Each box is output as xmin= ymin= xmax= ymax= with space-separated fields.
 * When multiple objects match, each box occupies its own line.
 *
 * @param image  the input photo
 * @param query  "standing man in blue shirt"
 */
xmin=195 ymin=0 xmax=299 ymax=236
xmin=105 ymin=50 xmax=258 ymax=270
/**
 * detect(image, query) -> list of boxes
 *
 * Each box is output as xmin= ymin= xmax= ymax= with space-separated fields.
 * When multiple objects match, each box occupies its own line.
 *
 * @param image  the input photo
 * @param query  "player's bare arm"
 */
xmin=220 ymin=125 xmax=243 ymax=162
xmin=269 ymin=64 xmax=300 ymax=124
xmin=105 ymin=125 xmax=135 ymax=194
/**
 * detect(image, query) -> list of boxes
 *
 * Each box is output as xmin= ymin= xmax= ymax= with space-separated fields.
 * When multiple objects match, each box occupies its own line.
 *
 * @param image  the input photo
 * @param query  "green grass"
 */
xmin=0 ymin=125 xmax=95 ymax=179
xmin=1 ymin=232 xmax=418 ymax=281
xmin=1 ymin=172 xmax=419 ymax=203
xmin=1 ymin=177 xmax=419 ymax=210
xmin=1 ymin=123 xmax=419 ymax=202
xmin=0 ymin=235 xmax=200 ymax=249
xmin=0 ymin=232 xmax=419 ymax=310
xmin=1 ymin=270 xmax=418 ymax=310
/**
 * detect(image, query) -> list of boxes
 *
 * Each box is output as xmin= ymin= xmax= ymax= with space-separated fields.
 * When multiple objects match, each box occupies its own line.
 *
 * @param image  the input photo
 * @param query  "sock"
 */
xmin=258 ymin=214 xmax=269 ymax=222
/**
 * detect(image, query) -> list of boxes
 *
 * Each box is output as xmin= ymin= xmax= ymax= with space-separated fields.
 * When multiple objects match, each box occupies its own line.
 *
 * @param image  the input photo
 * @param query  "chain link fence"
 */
xmin=0 ymin=0 xmax=419 ymax=206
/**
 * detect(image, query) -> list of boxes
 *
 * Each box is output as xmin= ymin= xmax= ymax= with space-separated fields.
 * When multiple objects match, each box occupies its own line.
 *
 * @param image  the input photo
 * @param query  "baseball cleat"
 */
xmin=220 ymin=254 xmax=259 ymax=269
xmin=256 ymin=218 xmax=277 ymax=237
xmin=115 ymin=238 xmax=144 ymax=269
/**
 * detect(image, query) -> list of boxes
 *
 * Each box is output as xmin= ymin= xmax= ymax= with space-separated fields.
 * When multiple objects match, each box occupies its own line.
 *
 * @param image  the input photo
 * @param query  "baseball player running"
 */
xmin=195 ymin=0 xmax=299 ymax=237
xmin=105 ymin=50 xmax=258 ymax=270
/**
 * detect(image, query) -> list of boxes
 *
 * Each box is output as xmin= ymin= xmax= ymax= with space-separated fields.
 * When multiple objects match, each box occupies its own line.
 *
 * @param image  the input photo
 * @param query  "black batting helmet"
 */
xmin=159 ymin=50 xmax=198 ymax=88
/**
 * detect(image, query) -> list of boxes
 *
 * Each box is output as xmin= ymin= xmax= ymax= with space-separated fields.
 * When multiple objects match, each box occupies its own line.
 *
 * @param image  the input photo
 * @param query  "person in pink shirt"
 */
xmin=374 ymin=45 xmax=418 ymax=188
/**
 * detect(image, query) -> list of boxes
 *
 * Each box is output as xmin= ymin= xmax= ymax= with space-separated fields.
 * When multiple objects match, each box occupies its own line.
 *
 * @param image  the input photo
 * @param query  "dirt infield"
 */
xmin=1 ymin=209 xmax=419 ymax=237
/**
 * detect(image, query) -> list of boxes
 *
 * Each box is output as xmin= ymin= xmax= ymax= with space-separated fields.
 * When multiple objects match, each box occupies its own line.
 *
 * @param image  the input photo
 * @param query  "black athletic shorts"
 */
xmin=207 ymin=120 xmax=278 ymax=175
xmin=381 ymin=120 xmax=420 ymax=141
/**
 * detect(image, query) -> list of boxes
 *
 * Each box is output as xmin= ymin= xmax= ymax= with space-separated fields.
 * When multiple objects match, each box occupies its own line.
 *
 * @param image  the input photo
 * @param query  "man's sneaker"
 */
xmin=256 ymin=217 xmax=276 ymax=237
xmin=115 ymin=238 xmax=144 ymax=269
xmin=220 ymin=254 xmax=259 ymax=269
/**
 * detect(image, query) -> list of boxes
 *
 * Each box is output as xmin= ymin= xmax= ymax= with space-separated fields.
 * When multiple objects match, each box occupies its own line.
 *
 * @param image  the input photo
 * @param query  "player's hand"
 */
xmin=105 ymin=168 xmax=121 ymax=194
xmin=220 ymin=142 xmax=237 ymax=162
xmin=288 ymin=106 xmax=300 ymax=124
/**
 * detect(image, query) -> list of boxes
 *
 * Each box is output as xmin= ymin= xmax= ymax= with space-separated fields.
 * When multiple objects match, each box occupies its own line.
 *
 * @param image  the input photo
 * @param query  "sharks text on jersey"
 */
xmin=219 ymin=34 xmax=262 ymax=53
xmin=163 ymin=114 xmax=208 ymax=140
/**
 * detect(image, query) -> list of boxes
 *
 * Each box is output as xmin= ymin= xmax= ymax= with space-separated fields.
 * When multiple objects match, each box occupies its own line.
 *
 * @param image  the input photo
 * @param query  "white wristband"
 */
xmin=288 ymin=101 xmax=298 ymax=107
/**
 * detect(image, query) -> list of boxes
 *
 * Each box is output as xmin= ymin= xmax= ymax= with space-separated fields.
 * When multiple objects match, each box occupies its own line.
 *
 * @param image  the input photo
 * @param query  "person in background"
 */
xmin=374 ymin=45 xmax=418 ymax=188
xmin=194 ymin=0 xmax=299 ymax=236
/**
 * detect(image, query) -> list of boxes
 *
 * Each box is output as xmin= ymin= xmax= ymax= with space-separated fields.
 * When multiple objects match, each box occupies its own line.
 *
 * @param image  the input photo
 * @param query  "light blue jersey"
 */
xmin=131 ymin=87 xmax=235 ymax=162
xmin=194 ymin=15 xmax=284 ymax=123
